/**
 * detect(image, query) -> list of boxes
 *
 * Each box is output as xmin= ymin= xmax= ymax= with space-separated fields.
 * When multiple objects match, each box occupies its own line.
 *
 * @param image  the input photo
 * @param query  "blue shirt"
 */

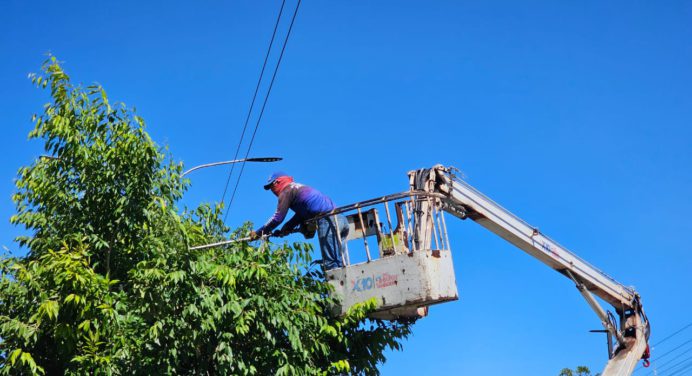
xmin=256 ymin=182 xmax=335 ymax=234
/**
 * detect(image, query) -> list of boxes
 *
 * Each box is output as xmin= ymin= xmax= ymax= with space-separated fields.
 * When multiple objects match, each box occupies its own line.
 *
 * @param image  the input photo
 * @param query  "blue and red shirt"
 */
xmin=256 ymin=182 xmax=335 ymax=235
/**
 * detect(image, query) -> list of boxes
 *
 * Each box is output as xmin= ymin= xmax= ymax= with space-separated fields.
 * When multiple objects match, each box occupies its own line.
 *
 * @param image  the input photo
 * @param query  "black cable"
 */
xmin=224 ymin=0 xmax=302 ymax=222
xmin=635 ymin=323 xmax=692 ymax=373
xmin=668 ymin=362 xmax=692 ymax=376
xmin=636 ymin=339 xmax=692 ymax=373
xmin=655 ymin=323 xmax=692 ymax=347
xmin=219 ymin=0 xmax=287 ymax=207
xmin=655 ymin=355 xmax=692 ymax=376
xmin=645 ymin=344 xmax=692 ymax=375
xmin=654 ymin=340 xmax=692 ymax=363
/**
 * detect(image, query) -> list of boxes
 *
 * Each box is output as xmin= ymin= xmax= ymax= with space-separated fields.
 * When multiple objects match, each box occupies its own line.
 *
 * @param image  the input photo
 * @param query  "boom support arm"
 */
xmin=409 ymin=165 xmax=650 ymax=375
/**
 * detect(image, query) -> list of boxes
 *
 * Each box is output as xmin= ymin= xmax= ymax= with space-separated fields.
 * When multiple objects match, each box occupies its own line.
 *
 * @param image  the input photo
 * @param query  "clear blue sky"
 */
xmin=2 ymin=1 xmax=691 ymax=374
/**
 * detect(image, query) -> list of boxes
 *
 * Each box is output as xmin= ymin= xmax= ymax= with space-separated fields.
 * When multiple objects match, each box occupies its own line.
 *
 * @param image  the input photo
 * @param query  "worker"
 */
xmin=250 ymin=172 xmax=349 ymax=270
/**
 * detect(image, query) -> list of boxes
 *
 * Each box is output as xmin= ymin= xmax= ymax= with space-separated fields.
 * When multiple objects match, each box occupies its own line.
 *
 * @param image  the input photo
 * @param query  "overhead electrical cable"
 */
xmin=644 ymin=345 xmax=692 ymax=375
xmin=666 ymin=361 xmax=692 ymax=376
xmin=219 ymin=0 xmax=287 ymax=207
xmin=224 ymin=0 xmax=302 ymax=222
xmin=636 ymin=339 xmax=692 ymax=374
xmin=655 ymin=323 xmax=692 ymax=347
xmin=649 ymin=354 xmax=692 ymax=376
xmin=651 ymin=340 xmax=692 ymax=364
xmin=634 ymin=323 xmax=692 ymax=373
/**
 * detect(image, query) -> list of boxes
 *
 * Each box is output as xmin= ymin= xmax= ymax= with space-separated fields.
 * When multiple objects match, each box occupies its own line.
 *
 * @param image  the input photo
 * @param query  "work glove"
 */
xmin=272 ymin=228 xmax=291 ymax=238
xmin=249 ymin=230 xmax=261 ymax=241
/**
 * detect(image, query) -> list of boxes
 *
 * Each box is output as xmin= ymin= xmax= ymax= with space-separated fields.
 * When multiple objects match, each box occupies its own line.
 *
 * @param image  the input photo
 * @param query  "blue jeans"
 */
xmin=318 ymin=215 xmax=349 ymax=270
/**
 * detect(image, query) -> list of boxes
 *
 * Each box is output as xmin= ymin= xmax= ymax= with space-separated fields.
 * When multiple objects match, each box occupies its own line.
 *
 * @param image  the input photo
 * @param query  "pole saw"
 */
xmin=188 ymin=229 xmax=298 ymax=251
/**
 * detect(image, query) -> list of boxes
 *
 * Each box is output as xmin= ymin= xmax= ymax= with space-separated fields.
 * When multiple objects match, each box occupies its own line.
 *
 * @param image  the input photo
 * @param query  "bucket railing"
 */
xmin=308 ymin=191 xmax=452 ymax=268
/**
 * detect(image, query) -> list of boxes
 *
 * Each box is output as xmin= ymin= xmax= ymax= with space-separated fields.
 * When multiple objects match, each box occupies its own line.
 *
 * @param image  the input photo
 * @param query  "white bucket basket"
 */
xmin=313 ymin=192 xmax=459 ymax=320
xmin=326 ymin=249 xmax=457 ymax=320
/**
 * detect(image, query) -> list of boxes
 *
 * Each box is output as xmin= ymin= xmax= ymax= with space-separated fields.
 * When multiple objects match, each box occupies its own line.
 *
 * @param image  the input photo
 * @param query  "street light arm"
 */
xmin=182 ymin=157 xmax=282 ymax=177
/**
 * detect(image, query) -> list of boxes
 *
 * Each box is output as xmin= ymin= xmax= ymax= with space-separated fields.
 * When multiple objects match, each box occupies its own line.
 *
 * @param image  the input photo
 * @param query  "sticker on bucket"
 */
xmin=351 ymin=272 xmax=398 ymax=292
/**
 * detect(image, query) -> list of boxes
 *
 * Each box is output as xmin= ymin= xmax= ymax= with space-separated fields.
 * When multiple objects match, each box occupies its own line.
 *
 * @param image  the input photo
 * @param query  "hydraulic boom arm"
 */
xmin=410 ymin=165 xmax=650 ymax=375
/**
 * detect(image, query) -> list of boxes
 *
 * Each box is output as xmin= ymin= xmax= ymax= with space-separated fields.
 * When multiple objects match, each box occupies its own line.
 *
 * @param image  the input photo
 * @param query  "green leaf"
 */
xmin=38 ymin=299 xmax=59 ymax=321
xmin=0 ymin=56 xmax=413 ymax=376
xmin=9 ymin=349 xmax=22 ymax=365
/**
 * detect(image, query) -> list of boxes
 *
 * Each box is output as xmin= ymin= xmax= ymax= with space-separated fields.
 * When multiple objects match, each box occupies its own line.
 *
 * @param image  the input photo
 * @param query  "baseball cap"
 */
xmin=263 ymin=171 xmax=288 ymax=190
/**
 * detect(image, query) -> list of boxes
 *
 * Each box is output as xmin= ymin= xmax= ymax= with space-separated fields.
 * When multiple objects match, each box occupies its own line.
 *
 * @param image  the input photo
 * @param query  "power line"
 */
xmin=655 ymin=323 xmax=692 ymax=347
xmin=635 ymin=323 xmax=692 ymax=373
xmin=669 ymin=357 xmax=692 ymax=376
xmin=219 ymin=0 xmax=287 ymax=207
xmin=647 ymin=356 xmax=692 ymax=375
xmin=656 ymin=356 xmax=692 ymax=376
xmin=668 ymin=362 xmax=692 ymax=376
xmin=636 ymin=340 xmax=692 ymax=373
xmin=654 ymin=340 xmax=692 ymax=364
xmin=645 ymin=344 xmax=692 ymax=375
xmin=224 ymin=0 xmax=302 ymax=222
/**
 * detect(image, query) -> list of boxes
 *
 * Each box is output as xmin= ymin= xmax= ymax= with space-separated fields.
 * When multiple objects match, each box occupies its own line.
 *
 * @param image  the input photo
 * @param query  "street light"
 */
xmin=182 ymin=157 xmax=282 ymax=177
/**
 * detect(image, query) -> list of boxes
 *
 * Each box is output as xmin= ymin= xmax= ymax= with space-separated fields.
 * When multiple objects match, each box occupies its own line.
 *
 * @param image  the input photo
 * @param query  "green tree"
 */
xmin=0 ymin=56 xmax=412 ymax=375
xmin=559 ymin=366 xmax=597 ymax=376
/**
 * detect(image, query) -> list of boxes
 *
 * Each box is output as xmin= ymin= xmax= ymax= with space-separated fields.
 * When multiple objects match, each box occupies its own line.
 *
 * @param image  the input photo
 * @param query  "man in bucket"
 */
xmin=250 ymin=172 xmax=349 ymax=270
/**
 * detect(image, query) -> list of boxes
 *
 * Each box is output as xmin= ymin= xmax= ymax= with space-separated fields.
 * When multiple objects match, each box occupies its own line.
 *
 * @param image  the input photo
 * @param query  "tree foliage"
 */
xmin=0 ymin=57 xmax=413 ymax=375
xmin=559 ymin=366 xmax=597 ymax=376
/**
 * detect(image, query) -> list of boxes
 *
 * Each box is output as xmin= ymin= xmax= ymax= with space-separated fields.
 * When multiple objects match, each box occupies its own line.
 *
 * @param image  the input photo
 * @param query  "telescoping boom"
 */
xmin=409 ymin=165 xmax=651 ymax=375
xmin=320 ymin=165 xmax=650 ymax=376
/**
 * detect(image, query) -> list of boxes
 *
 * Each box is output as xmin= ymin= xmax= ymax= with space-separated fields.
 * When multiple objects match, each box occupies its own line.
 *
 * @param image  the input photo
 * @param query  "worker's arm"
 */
xmin=255 ymin=190 xmax=294 ymax=235
xmin=279 ymin=214 xmax=302 ymax=234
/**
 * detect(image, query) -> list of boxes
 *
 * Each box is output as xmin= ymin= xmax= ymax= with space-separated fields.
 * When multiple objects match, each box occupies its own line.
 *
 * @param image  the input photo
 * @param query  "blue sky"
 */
xmin=2 ymin=1 xmax=691 ymax=374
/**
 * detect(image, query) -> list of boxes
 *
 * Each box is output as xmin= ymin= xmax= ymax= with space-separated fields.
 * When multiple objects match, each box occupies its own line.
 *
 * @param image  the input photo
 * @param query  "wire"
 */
xmin=219 ymin=0 xmax=287 ymax=207
xmin=654 ymin=355 xmax=692 ymax=376
xmin=634 ymin=323 xmax=692 ymax=373
xmin=223 ymin=0 xmax=302 ymax=222
xmin=632 ymin=339 xmax=692 ymax=373
xmin=668 ymin=362 xmax=692 ymax=376
xmin=655 ymin=323 xmax=692 ymax=347
xmin=654 ymin=340 xmax=692 ymax=363
xmin=645 ymin=344 xmax=692 ymax=375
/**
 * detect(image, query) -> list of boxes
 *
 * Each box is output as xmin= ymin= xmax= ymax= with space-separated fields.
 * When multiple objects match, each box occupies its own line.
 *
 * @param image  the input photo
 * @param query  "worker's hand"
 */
xmin=272 ymin=228 xmax=290 ymax=238
xmin=249 ymin=230 xmax=260 ymax=241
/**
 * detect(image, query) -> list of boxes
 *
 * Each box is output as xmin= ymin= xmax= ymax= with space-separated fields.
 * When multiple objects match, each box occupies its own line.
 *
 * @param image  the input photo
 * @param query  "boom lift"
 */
xmin=316 ymin=165 xmax=650 ymax=376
